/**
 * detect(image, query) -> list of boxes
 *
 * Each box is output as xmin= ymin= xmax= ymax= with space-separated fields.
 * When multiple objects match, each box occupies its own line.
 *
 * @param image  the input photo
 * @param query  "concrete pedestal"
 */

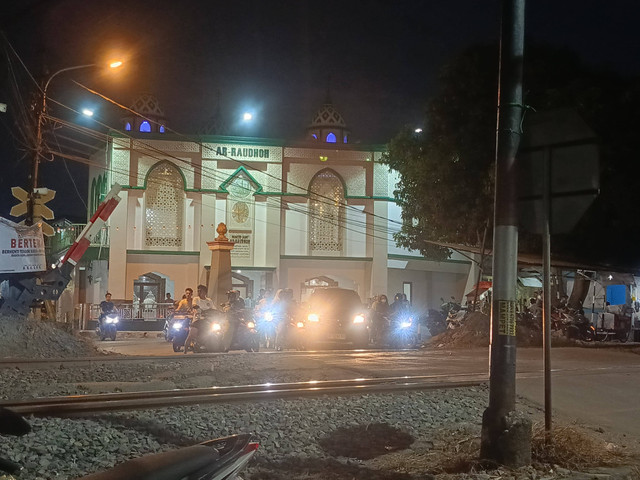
xmin=207 ymin=228 xmax=235 ymax=306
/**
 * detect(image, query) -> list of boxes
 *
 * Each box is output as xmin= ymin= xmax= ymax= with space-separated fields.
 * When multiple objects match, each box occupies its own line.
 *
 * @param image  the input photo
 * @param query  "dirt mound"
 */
xmin=0 ymin=314 xmax=100 ymax=358
xmin=427 ymin=312 xmax=544 ymax=348
xmin=319 ymin=423 xmax=415 ymax=460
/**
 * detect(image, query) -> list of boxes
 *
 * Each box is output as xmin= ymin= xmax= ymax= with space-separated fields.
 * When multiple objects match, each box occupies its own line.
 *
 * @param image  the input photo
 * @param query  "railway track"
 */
xmin=0 ymin=348 xmax=412 ymax=368
xmin=0 ymin=374 xmax=487 ymax=416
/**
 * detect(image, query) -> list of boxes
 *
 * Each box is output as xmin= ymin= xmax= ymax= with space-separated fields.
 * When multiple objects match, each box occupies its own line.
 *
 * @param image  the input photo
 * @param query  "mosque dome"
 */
xmin=309 ymin=103 xmax=347 ymax=129
xmin=130 ymin=93 xmax=165 ymax=117
xmin=122 ymin=93 xmax=168 ymax=134
xmin=306 ymin=97 xmax=350 ymax=144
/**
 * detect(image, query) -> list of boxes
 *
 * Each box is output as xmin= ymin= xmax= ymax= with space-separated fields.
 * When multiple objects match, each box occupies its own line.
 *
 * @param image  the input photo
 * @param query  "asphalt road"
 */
xmin=95 ymin=336 xmax=640 ymax=440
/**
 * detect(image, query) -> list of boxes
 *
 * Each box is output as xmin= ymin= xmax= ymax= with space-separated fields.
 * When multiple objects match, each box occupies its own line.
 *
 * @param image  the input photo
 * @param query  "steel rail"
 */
xmin=0 ymin=349 xmax=414 ymax=367
xmin=0 ymin=375 xmax=488 ymax=416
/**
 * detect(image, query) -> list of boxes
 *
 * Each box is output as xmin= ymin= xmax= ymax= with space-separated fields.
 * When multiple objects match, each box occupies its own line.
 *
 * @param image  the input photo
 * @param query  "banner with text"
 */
xmin=0 ymin=217 xmax=46 ymax=273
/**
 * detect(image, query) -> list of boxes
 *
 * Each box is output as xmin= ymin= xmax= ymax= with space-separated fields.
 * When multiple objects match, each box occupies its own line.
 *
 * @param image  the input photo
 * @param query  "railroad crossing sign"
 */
xmin=518 ymin=108 xmax=600 ymax=235
xmin=10 ymin=186 xmax=56 ymax=236
xmin=10 ymin=186 xmax=29 ymax=217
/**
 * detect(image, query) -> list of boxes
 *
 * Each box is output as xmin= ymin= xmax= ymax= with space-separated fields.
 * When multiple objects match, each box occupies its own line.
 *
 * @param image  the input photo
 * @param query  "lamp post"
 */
xmin=28 ymin=61 xmax=122 ymax=226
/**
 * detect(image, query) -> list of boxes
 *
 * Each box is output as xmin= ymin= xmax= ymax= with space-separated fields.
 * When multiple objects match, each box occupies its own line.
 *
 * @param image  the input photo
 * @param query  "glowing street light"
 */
xmin=29 ymin=59 xmax=124 ymax=225
xmin=414 ymin=128 xmax=423 ymax=133
xmin=81 ymin=108 xmax=94 ymax=117
xmin=243 ymin=112 xmax=253 ymax=122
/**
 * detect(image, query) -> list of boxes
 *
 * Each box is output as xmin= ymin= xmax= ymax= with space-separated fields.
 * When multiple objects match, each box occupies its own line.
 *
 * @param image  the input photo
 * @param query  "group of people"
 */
xmin=169 ymin=285 xmax=245 ymax=353
xmin=368 ymin=292 xmax=413 ymax=343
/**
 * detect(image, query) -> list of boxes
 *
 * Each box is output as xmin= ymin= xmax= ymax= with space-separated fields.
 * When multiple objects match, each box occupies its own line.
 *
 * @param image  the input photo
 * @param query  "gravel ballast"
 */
xmin=1 ymin=386 xmax=492 ymax=479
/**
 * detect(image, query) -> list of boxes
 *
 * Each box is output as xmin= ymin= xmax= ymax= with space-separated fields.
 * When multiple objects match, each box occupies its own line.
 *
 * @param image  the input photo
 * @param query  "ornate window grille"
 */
xmin=145 ymin=163 xmax=184 ymax=248
xmin=309 ymin=170 xmax=344 ymax=254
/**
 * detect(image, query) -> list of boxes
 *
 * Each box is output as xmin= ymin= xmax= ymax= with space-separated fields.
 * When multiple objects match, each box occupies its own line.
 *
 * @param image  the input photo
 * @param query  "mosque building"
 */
xmin=84 ymin=93 xmax=475 ymax=313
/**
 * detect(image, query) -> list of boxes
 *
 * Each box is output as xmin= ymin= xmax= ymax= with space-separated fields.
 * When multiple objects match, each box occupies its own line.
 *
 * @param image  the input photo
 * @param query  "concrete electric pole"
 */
xmin=480 ymin=0 xmax=532 ymax=467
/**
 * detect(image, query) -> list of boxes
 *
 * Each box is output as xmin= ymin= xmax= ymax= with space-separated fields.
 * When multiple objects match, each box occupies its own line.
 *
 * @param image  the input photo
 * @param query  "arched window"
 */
xmin=308 ymin=170 xmax=344 ymax=254
xmin=125 ymin=122 xmax=132 ymax=131
xmin=159 ymin=125 xmax=165 ymax=133
xmin=145 ymin=163 xmax=184 ymax=248
xmin=343 ymin=135 xmax=348 ymax=144
xmin=312 ymin=133 xmax=318 ymax=140
xmin=326 ymin=132 xmax=337 ymax=143
xmin=140 ymin=121 xmax=151 ymax=132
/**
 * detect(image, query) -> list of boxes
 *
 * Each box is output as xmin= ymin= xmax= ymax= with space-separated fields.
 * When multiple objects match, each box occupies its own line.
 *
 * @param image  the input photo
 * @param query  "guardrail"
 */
xmin=89 ymin=302 xmax=174 ymax=321
xmin=46 ymin=223 xmax=110 ymax=258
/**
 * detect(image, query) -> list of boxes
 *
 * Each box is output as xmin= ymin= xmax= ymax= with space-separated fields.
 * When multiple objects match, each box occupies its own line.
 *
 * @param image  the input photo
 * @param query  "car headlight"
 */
xmin=400 ymin=320 xmax=412 ymax=328
xmin=353 ymin=314 xmax=365 ymax=324
xmin=172 ymin=322 xmax=183 ymax=330
xmin=308 ymin=313 xmax=319 ymax=322
xmin=247 ymin=321 xmax=256 ymax=329
xmin=212 ymin=323 xmax=221 ymax=332
xmin=264 ymin=312 xmax=273 ymax=322
xmin=296 ymin=322 xmax=305 ymax=328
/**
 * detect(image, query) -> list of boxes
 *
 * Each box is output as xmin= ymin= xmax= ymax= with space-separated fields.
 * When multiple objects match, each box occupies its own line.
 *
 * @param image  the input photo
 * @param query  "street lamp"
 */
xmin=29 ymin=61 xmax=122 ymax=225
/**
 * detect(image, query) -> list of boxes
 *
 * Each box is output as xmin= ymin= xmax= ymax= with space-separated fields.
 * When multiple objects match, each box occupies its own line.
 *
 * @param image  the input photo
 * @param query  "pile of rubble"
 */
xmin=428 ymin=312 xmax=544 ymax=348
xmin=0 ymin=314 xmax=99 ymax=358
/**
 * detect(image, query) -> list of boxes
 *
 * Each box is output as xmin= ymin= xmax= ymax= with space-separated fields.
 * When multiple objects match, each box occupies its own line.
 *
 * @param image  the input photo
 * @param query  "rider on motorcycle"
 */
xmin=183 ymin=285 xmax=216 ymax=354
xmin=272 ymin=288 xmax=298 ymax=350
xmin=99 ymin=292 xmax=116 ymax=326
xmin=223 ymin=289 xmax=245 ymax=350
xmin=370 ymin=294 xmax=390 ymax=343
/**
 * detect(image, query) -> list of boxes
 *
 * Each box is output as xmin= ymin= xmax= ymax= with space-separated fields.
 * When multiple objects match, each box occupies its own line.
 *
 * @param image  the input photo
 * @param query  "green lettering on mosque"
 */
xmin=224 ymin=147 xmax=270 ymax=159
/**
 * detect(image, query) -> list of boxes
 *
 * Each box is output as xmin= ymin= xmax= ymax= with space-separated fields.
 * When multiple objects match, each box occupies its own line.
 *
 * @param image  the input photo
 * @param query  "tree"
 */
xmin=383 ymin=44 xmax=640 ymax=271
xmin=382 ymin=46 xmax=497 ymax=260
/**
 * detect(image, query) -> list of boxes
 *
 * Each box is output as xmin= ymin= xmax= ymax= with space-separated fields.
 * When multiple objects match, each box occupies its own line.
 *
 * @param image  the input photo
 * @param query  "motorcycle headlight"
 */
xmin=308 ymin=313 xmax=319 ymax=322
xmin=400 ymin=320 xmax=412 ymax=328
xmin=172 ymin=322 xmax=183 ymax=330
xmin=296 ymin=322 xmax=304 ymax=328
xmin=212 ymin=323 xmax=221 ymax=332
xmin=353 ymin=314 xmax=365 ymax=324
xmin=264 ymin=312 xmax=273 ymax=322
xmin=106 ymin=316 xmax=119 ymax=324
xmin=247 ymin=321 xmax=256 ymax=329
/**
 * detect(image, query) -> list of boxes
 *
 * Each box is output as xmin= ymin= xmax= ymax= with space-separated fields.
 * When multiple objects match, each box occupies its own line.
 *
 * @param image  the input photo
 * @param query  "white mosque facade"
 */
xmin=84 ymin=94 xmax=475 ymax=312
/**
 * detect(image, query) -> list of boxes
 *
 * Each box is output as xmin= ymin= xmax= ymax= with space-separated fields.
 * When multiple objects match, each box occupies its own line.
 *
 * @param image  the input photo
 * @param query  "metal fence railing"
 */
xmin=46 ymin=224 xmax=110 ymax=260
xmin=89 ymin=302 xmax=174 ymax=321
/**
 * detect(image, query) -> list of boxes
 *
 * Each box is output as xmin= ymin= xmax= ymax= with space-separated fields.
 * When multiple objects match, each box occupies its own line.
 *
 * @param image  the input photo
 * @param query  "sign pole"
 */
xmin=480 ymin=0 xmax=531 ymax=467
xmin=542 ymin=147 xmax=552 ymax=433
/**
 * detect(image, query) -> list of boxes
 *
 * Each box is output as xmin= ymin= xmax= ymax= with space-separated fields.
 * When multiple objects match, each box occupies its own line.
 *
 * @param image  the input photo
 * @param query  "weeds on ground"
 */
xmin=530 ymin=423 xmax=628 ymax=470
xmin=370 ymin=423 xmax=635 ymax=477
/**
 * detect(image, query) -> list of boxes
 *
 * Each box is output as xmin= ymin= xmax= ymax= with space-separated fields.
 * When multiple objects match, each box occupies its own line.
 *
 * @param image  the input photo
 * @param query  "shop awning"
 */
xmin=519 ymin=277 xmax=542 ymax=288
xmin=465 ymin=281 xmax=492 ymax=299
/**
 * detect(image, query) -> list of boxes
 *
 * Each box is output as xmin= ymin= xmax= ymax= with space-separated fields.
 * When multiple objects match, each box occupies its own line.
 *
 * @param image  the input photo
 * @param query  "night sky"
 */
xmin=1 ymin=0 xmax=639 ymax=220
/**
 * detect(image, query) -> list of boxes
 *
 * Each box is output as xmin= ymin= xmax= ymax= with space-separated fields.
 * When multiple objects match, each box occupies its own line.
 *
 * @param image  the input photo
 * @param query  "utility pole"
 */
xmin=480 ymin=0 xmax=532 ymax=467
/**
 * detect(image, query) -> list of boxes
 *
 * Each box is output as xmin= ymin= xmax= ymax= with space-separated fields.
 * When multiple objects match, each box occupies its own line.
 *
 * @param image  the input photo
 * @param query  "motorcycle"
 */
xmin=96 ymin=313 xmax=119 ymax=341
xmin=171 ymin=316 xmax=192 ymax=352
xmin=163 ymin=311 xmax=191 ymax=342
xmin=387 ymin=311 xmax=419 ymax=349
xmin=566 ymin=316 xmax=596 ymax=342
xmin=0 ymin=406 xmax=258 ymax=480
xmin=255 ymin=309 xmax=278 ymax=349
xmin=275 ymin=315 xmax=306 ymax=351
xmin=425 ymin=309 xmax=447 ymax=337
xmin=189 ymin=309 xmax=260 ymax=353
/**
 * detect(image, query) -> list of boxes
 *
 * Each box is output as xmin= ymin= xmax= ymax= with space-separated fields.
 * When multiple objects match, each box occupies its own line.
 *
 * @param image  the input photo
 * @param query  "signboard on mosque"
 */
xmin=229 ymin=231 xmax=252 ymax=261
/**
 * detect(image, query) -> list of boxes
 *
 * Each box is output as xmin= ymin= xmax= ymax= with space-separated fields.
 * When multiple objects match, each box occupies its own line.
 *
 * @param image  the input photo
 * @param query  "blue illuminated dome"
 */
xmin=307 ymin=97 xmax=350 ymax=144
xmin=121 ymin=93 xmax=168 ymax=134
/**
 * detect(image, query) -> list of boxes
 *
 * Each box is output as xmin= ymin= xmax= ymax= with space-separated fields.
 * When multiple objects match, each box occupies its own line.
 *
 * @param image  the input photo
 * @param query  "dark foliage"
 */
xmin=383 ymin=43 xmax=640 ymax=270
